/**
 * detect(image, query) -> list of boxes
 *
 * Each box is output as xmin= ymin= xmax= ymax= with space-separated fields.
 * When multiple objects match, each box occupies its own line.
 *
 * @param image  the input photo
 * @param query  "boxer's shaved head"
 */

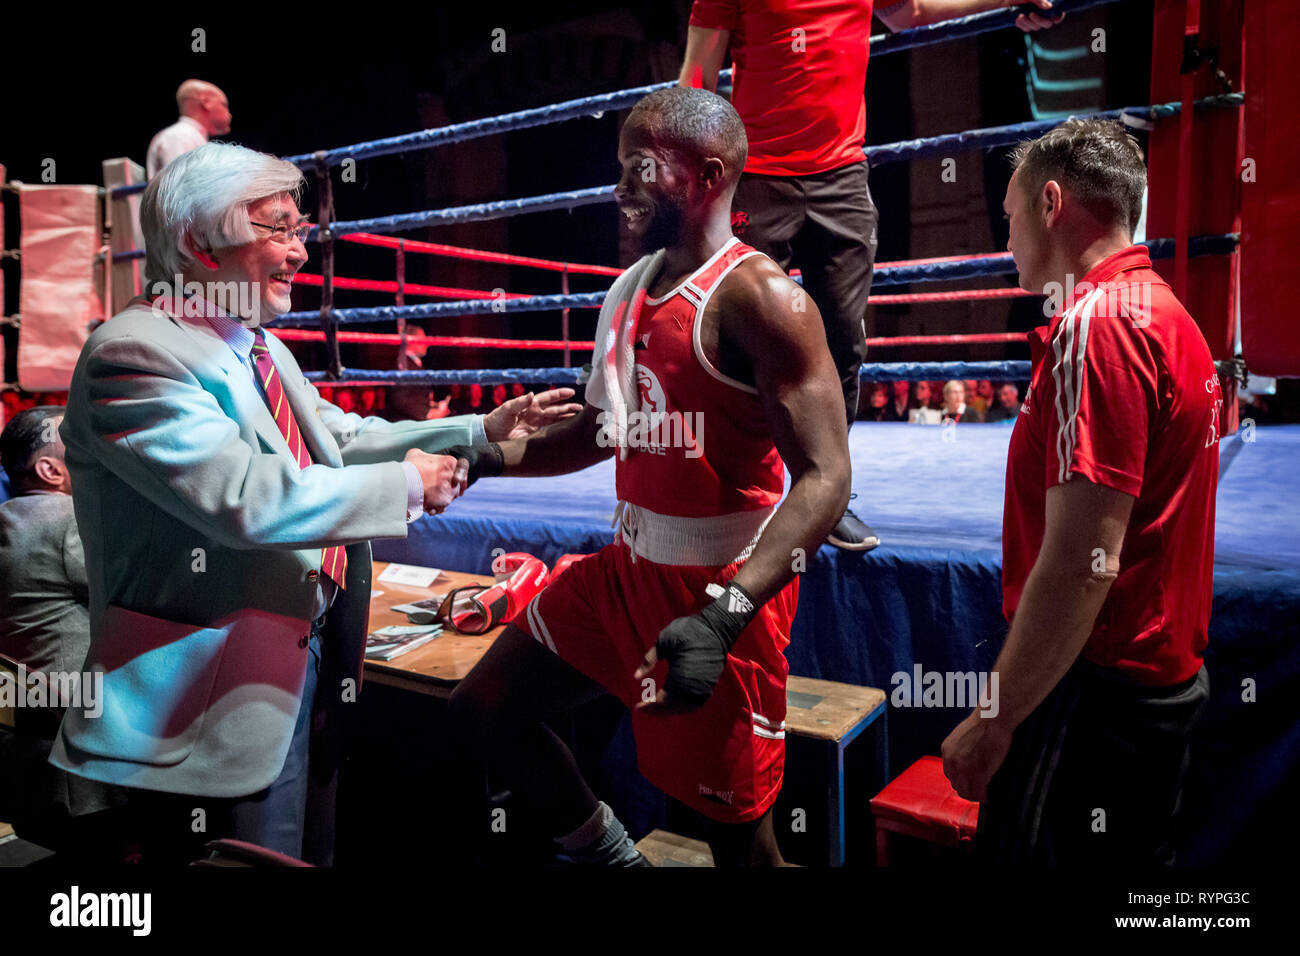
xmin=625 ymin=87 xmax=747 ymax=185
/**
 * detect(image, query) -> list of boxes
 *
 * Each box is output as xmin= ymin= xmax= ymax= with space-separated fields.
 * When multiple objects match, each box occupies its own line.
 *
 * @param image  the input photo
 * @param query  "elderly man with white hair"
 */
xmin=145 ymin=79 xmax=233 ymax=178
xmin=51 ymin=142 xmax=579 ymax=863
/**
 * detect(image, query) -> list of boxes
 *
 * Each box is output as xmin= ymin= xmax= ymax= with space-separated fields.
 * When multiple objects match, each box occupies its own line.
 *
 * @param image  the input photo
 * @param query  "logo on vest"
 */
xmin=596 ymin=365 xmax=704 ymax=458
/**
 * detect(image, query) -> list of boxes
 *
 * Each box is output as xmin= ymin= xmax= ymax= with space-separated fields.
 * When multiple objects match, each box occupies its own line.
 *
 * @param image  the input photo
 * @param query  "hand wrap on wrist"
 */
xmin=654 ymin=581 xmax=758 ymax=708
xmin=444 ymin=443 xmax=504 ymax=486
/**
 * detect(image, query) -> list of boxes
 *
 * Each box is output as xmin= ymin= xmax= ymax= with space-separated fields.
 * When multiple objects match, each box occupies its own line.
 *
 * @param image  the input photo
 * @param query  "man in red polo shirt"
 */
xmin=679 ymin=0 xmax=1061 ymax=550
xmin=941 ymin=119 xmax=1218 ymax=865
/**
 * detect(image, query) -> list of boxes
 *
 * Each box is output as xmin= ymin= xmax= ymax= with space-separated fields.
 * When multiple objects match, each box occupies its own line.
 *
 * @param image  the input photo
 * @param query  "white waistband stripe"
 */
xmin=614 ymin=501 xmax=775 ymax=566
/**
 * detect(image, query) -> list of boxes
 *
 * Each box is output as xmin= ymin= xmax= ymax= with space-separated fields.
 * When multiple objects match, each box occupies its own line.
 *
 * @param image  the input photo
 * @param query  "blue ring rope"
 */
xmin=107 ymin=92 xmax=1242 ymax=224
xmin=310 ymin=95 xmax=1243 ymax=238
xmin=280 ymin=0 xmax=1118 ymax=169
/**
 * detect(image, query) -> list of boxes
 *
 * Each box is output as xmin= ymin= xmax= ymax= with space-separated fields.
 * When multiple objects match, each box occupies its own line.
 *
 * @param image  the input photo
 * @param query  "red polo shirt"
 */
xmin=689 ymin=0 xmax=873 ymax=176
xmin=1002 ymin=246 xmax=1222 ymax=685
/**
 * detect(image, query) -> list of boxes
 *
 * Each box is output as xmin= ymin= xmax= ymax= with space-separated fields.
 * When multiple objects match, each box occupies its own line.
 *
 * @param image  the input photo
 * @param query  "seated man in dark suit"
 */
xmin=0 ymin=406 xmax=128 ymax=859
xmin=985 ymin=382 xmax=1023 ymax=423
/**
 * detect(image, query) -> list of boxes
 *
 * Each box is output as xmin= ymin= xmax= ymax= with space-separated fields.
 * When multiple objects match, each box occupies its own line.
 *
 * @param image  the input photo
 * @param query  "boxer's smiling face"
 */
xmin=615 ymin=124 xmax=692 ymax=255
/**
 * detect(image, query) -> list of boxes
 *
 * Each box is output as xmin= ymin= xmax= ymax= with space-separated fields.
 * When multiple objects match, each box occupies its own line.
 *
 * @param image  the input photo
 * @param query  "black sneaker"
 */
xmin=827 ymin=495 xmax=880 ymax=551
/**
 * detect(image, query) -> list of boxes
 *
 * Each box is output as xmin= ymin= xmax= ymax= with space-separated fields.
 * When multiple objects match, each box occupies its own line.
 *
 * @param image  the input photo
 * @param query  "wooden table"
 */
xmin=363 ymin=562 xmax=505 ymax=699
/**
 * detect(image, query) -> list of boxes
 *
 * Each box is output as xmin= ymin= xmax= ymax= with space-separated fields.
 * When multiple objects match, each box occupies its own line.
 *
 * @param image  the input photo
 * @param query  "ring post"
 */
xmin=314 ymin=152 xmax=342 ymax=380
xmin=561 ymin=263 xmax=571 ymax=369
xmin=396 ymin=238 xmax=407 ymax=370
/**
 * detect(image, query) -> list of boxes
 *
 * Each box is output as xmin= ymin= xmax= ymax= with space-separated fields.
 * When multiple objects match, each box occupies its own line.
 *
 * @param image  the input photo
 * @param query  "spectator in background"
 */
xmin=910 ymin=389 xmax=942 ymax=425
xmin=942 ymin=379 xmax=981 ymax=423
xmin=146 ymin=80 xmax=232 ymax=178
xmin=986 ymin=382 xmax=1022 ymax=422
xmin=0 ymin=406 xmax=128 ymax=857
xmin=881 ymin=380 xmax=911 ymax=422
xmin=0 ymin=407 xmax=86 ymax=695
xmin=863 ymin=382 xmax=890 ymax=421
xmin=970 ymin=380 xmax=995 ymax=416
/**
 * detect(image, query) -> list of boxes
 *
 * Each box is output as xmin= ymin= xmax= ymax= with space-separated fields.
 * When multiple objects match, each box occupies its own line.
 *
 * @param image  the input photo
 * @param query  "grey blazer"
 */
xmin=50 ymin=298 xmax=476 ymax=797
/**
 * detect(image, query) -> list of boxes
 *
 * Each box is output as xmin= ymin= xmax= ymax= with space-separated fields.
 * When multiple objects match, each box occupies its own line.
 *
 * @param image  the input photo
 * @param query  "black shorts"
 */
xmin=976 ymin=658 xmax=1210 ymax=866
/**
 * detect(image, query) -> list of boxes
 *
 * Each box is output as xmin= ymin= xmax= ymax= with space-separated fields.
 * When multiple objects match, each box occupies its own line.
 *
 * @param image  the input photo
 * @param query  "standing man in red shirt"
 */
xmin=680 ymin=0 xmax=1061 ymax=550
xmin=942 ymin=119 xmax=1219 ymax=864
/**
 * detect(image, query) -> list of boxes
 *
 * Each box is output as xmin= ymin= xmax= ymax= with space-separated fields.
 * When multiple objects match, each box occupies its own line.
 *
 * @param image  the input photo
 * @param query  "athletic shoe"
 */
xmin=827 ymin=495 xmax=880 ymax=551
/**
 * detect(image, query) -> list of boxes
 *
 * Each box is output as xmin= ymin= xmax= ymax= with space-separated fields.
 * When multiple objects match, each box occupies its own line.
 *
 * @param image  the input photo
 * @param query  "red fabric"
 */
xmin=251 ymin=331 xmax=347 ymax=589
xmin=1002 ymin=246 xmax=1221 ymax=686
xmin=615 ymin=240 xmax=785 ymax=517
xmin=689 ymin=0 xmax=873 ymax=176
xmin=869 ymin=756 xmax=979 ymax=843
xmin=515 ymin=539 xmax=798 ymax=824
xmin=551 ymin=554 xmax=586 ymax=580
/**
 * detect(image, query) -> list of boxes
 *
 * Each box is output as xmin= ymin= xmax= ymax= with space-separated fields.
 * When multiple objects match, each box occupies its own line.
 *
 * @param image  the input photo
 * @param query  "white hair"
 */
xmin=140 ymin=142 xmax=305 ymax=285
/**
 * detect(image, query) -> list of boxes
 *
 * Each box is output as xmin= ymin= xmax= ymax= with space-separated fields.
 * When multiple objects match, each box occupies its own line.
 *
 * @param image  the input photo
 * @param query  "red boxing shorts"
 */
xmin=515 ymin=537 xmax=798 ymax=824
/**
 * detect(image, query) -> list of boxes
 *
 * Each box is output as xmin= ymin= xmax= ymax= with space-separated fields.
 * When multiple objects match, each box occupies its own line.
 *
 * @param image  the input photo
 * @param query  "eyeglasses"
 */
xmin=249 ymin=220 xmax=313 ymax=244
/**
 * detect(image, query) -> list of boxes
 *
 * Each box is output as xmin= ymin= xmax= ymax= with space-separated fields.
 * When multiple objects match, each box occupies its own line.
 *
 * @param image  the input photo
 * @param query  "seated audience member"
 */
xmin=941 ymin=379 xmax=982 ymax=423
xmin=910 ymin=401 xmax=942 ymax=425
xmin=986 ymin=381 xmax=1023 ymax=422
xmin=0 ymin=407 xmax=128 ymax=857
xmin=881 ymin=380 xmax=911 ymax=422
xmin=0 ymin=407 xmax=88 ymax=707
xmin=863 ymin=382 xmax=890 ymax=421
xmin=973 ymin=380 xmax=995 ymax=414
xmin=384 ymin=386 xmax=437 ymax=422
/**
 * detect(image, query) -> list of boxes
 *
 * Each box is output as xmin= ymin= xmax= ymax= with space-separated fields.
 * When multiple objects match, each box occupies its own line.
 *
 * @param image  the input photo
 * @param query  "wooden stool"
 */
xmin=634 ymin=829 xmax=715 ymax=867
xmin=783 ymin=676 xmax=887 ymax=866
xmin=869 ymin=755 xmax=979 ymax=865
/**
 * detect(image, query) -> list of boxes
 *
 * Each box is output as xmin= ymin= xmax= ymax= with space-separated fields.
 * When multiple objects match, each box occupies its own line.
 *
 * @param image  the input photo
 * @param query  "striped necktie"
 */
xmin=250 ymin=329 xmax=347 ymax=589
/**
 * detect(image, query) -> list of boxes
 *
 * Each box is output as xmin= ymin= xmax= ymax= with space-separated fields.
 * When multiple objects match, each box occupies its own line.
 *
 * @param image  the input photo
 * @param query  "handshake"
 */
xmin=404 ymin=443 xmax=505 ymax=514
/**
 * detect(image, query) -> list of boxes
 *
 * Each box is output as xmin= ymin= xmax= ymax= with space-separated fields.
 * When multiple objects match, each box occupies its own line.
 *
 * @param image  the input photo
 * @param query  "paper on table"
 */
xmin=377 ymin=564 xmax=443 ymax=588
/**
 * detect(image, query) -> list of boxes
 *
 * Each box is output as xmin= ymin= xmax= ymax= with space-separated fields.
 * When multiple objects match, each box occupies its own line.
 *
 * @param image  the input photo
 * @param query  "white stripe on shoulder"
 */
xmin=1049 ymin=288 xmax=1103 ymax=484
xmin=691 ymin=250 xmax=766 ymax=395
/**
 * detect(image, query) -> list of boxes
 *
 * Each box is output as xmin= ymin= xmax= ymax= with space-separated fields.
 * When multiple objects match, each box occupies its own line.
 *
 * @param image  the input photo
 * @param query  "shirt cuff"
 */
xmin=401 ymin=460 xmax=424 ymax=522
xmin=472 ymin=414 xmax=488 ymax=445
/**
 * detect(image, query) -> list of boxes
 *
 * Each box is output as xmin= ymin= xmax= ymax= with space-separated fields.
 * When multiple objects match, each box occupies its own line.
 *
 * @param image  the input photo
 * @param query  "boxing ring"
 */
xmin=4 ymin=0 xmax=1295 ymax=865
